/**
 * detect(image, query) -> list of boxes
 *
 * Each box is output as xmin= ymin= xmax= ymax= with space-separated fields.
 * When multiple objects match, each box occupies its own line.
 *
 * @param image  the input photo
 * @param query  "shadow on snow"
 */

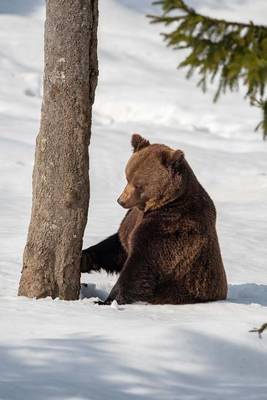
xmin=0 ymin=0 xmax=44 ymax=16
xmin=228 ymin=283 xmax=267 ymax=307
xmin=0 ymin=331 xmax=267 ymax=400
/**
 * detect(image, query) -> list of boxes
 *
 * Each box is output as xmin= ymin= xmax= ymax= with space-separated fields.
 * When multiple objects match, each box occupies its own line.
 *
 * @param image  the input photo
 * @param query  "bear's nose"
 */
xmin=117 ymin=197 xmax=126 ymax=207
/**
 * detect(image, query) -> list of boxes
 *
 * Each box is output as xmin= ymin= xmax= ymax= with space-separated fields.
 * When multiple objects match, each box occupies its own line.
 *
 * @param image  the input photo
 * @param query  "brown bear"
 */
xmin=81 ymin=134 xmax=227 ymax=305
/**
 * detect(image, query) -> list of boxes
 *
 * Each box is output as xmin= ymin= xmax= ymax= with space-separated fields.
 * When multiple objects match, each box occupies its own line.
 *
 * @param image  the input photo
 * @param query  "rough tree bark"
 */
xmin=18 ymin=0 xmax=98 ymax=300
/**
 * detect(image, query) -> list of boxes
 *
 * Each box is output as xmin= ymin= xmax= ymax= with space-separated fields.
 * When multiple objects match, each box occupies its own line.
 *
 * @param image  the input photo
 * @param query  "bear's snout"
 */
xmin=117 ymin=197 xmax=126 ymax=208
xmin=117 ymin=183 xmax=139 ymax=209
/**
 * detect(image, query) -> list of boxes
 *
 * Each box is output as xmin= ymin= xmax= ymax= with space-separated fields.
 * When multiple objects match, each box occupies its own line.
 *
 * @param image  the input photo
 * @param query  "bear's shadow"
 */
xmin=227 ymin=283 xmax=267 ymax=307
xmin=80 ymin=283 xmax=108 ymax=302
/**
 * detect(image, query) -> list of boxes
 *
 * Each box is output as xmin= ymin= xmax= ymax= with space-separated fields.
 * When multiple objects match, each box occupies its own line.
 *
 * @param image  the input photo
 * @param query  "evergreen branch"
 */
xmin=149 ymin=9 xmax=264 ymax=30
xmin=148 ymin=0 xmax=267 ymax=138
xmin=149 ymin=0 xmax=267 ymax=29
xmin=250 ymin=323 xmax=267 ymax=338
xmin=251 ymin=97 xmax=267 ymax=139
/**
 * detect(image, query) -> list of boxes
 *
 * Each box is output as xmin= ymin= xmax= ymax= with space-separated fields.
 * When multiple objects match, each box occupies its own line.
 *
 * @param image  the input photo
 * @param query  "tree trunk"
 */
xmin=18 ymin=0 xmax=98 ymax=300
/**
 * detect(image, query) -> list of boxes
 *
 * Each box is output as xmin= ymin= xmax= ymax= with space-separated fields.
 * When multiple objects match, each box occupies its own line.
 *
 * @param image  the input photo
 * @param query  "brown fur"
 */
xmin=81 ymin=134 xmax=227 ymax=304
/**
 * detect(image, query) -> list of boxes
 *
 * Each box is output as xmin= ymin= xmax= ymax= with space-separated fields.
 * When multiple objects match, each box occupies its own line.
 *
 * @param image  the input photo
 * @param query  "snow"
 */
xmin=1 ymin=0 xmax=267 ymax=399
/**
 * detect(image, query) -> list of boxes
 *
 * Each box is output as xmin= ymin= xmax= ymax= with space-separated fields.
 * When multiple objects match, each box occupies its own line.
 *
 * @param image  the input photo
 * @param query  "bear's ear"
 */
xmin=160 ymin=149 xmax=184 ymax=172
xmin=131 ymin=133 xmax=150 ymax=153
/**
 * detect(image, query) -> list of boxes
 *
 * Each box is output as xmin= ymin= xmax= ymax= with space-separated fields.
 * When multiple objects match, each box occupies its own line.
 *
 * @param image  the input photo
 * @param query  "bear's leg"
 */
xmin=81 ymin=233 xmax=127 ymax=274
xmin=152 ymin=280 xmax=192 ymax=305
xmin=153 ymin=280 xmax=219 ymax=305
xmin=103 ymin=254 xmax=159 ymax=304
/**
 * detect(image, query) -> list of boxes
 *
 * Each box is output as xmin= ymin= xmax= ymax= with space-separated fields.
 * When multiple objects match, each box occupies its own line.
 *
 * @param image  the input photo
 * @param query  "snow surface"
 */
xmin=1 ymin=1 xmax=267 ymax=399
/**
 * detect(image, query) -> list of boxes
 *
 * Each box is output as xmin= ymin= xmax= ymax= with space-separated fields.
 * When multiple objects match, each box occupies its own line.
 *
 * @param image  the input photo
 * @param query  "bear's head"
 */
xmin=117 ymin=134 xmax=187 ymax=211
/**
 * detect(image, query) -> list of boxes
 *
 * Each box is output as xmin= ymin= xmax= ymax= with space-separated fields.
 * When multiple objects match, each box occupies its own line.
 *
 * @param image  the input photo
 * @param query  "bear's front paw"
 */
xmin=80 ymin=250 xmax=96 ymax=273
xmin=94 ymin=298 xmax=112 ymax=306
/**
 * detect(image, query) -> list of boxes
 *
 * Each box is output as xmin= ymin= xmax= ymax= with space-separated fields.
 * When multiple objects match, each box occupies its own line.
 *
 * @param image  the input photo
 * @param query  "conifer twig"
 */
xmin=148 ymin=0 xmax=267 ymax=139
xmin=250 ymin=323 xmax=267 ymax=339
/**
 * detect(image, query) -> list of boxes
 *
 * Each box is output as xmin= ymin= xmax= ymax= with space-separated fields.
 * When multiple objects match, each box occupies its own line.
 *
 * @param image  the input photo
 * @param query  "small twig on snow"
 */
xmin=250 ymin=323 xmax=267 ymax=339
